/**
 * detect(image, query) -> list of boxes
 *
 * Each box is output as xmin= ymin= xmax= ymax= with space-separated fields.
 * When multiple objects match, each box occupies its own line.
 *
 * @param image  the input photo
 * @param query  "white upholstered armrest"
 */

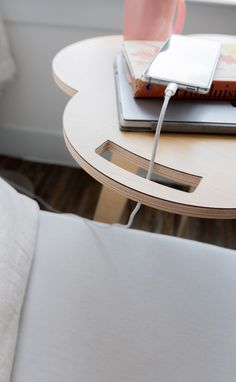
xmin=11 ymin=211 xmax=236 ymax=382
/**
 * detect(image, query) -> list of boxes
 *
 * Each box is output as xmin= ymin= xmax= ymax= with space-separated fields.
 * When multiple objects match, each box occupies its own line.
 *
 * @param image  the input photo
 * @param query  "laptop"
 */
xmin=114 ymin=54 xmax=236 ymax=133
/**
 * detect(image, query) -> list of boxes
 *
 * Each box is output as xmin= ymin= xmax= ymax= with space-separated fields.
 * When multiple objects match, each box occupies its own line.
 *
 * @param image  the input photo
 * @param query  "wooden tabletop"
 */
xmin=53 ymin=35 xmax=236 ymax=219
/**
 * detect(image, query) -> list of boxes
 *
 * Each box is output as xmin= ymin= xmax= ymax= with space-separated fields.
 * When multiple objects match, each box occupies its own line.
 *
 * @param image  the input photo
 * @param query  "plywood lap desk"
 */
xmin=53 ymin=35 xmax=236 ymax=222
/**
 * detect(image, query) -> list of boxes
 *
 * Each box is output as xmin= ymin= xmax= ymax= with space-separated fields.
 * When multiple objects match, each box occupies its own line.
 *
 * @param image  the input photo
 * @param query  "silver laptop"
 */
xmin=114 ymin=54 xmax=236 ymax=134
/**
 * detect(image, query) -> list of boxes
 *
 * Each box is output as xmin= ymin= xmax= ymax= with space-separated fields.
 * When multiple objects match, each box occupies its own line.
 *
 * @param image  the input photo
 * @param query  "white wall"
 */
xmin=0 ymin=23 xmax=109 ymax=166
xmin=0 ymin=0 xmax=235 ymax=166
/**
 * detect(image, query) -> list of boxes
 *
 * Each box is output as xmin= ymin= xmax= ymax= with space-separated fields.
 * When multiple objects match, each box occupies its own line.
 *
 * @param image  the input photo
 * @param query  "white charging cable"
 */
xmin=124 ymin=82 xmax=178 ymax=228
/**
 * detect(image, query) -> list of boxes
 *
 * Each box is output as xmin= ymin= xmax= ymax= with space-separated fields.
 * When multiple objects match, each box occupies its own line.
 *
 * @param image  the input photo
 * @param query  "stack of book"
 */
xmin=121 ymin=35 xmax=236 ymax=101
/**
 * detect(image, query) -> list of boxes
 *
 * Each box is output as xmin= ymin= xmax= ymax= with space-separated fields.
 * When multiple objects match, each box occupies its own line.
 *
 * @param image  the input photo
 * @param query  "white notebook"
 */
xmin=114 ymin=54 xmax=236 ymax=133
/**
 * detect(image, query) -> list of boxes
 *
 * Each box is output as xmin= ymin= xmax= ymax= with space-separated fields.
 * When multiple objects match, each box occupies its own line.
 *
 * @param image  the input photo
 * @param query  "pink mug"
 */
xmin=123 ymin=0 xmax=186 ymax=41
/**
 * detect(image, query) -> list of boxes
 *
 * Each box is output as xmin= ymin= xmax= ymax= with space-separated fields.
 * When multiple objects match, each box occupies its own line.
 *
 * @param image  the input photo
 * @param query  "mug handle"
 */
xmin=173 ymin=0 xmax=186 ymax=34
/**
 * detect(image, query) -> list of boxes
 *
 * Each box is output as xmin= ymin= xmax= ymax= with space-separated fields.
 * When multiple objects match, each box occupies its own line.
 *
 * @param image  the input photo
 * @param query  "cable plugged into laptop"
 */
xmin=112 ymin=35 xmax=221 ymax=228
xmin=120 ymin=82 xmax=178 ymax=229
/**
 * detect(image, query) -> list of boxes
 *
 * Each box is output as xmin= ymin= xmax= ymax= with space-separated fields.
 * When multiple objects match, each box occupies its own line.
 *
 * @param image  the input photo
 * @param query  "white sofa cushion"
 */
xmin=12 ymin=211 xmax=236 ymax=382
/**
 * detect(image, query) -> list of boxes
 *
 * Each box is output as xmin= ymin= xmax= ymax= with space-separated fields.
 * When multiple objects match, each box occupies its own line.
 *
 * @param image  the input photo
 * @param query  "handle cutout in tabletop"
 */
xmin=96 ymin=140 xmax=202 ymax=193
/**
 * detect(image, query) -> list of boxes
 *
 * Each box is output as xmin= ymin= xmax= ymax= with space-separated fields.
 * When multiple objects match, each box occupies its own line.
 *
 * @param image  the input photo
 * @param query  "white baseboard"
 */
xmin=0 ymin=124 xmax=77 ymax=167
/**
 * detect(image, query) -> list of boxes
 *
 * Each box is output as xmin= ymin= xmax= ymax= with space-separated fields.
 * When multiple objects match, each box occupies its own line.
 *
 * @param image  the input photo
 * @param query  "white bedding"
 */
xmin=0 ymin=12 xmax=15 ymax=86
xmin=0 ymin=178 xmax=39 ymax=382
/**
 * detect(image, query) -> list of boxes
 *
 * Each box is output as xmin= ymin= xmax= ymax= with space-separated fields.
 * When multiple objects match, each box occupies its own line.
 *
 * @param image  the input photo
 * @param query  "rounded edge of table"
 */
xmin=54 ymin=35 xmax=236 ymax=219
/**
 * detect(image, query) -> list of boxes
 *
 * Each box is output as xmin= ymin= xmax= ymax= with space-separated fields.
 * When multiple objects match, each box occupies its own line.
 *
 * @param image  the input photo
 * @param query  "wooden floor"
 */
xmin=0 ymin=154 xmax=235 ymax=250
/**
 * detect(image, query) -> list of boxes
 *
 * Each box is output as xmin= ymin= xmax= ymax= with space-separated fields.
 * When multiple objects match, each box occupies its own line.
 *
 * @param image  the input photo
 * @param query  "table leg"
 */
xmin=93 ymin=154 xmax=138 ymax=224
xmin=176 ymin=215 xmax=189 ymax=237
